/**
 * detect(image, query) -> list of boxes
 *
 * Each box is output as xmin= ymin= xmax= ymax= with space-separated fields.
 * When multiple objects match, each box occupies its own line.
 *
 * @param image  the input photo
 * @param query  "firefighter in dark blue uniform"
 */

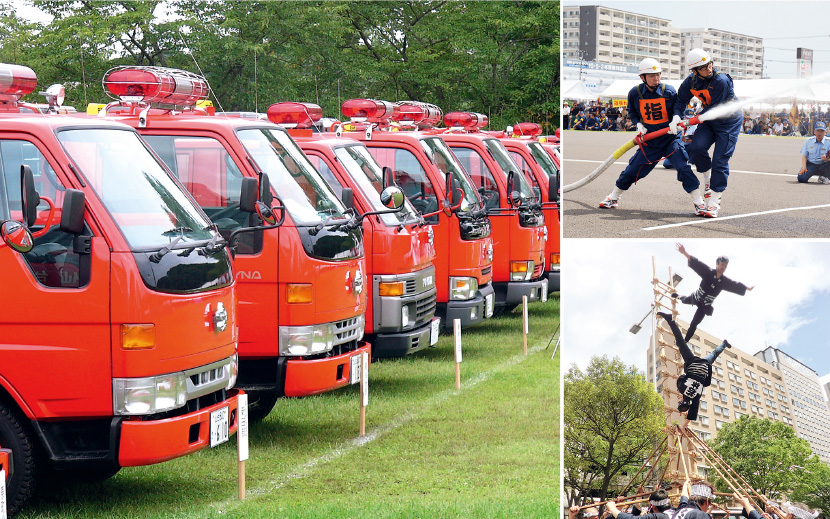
xmin=675 ymin=480 xmax=716 ymax=519
xmin=599 ymin=58 xmax=704 ymax=214
xmin=674 ymin=48 xmax=743 ymax=218
xmin=673 ymin=242 xmax=754 ymax=342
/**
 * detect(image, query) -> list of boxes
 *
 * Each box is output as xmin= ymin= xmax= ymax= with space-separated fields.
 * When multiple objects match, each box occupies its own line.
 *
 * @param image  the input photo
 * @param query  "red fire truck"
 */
xmin=333 ymin=100 xmax=495 ymax=329
xmin=95 ymin=67 xmax=370 ymax=421
xmin=425 ymin=111 xmax=548 ymax=313
xmin=0 ymin=64 xmax=240 ymax=515
xmin=268 ymin=102 xmax=439 ymax=358
xmin=490 ymin=123 xmax=560 ymax=293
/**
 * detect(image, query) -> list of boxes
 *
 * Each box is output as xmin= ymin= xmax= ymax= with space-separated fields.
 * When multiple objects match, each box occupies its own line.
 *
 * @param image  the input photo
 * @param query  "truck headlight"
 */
xmin=113 ymin=373 xmax=187 ymax=416
xmin=510 ymin=261 xmax=534 ymax=282
xmin=227 ymin=353 xmax=238 ymax=390
xmin=279 ymin=324 xmax=335 ymax=356
xmin=449 ymin=276 xmax=478 ymax=301
xmin=402 ymin=305 xmax=411 ymax=327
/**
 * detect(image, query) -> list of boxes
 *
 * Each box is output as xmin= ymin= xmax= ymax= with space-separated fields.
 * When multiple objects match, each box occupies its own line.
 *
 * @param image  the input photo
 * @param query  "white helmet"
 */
xmin=638 ymin=58 xmax=663 ymax=75
xmin=687 ymin=48 xmax=711 ymax=69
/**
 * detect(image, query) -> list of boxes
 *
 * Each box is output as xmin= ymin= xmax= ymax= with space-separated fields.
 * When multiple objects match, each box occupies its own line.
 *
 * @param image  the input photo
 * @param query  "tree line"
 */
xmin=0 ymin=0 xmax=560 ymax=133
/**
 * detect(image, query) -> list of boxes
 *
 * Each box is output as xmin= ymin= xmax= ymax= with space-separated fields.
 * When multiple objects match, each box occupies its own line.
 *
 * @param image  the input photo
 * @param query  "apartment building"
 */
xmin=756 ymin=347 xmax=830 ymax=463
xmin=564 ymin=5 xmax=764 ymax=81
xmin=681 ymin=28 xmax=764 ymax=79
xmin=647 ymin=320 xmax=794 ymax=445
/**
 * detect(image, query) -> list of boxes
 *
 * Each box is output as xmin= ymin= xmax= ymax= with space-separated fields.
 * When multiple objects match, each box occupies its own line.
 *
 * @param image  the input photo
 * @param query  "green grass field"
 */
xmin=22 ymin=297 xmax=559 ymax=519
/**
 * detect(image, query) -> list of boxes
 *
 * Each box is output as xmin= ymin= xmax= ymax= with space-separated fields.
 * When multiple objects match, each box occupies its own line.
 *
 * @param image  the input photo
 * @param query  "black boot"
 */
xmin=723 ymin=340 xmax=732 ymax=348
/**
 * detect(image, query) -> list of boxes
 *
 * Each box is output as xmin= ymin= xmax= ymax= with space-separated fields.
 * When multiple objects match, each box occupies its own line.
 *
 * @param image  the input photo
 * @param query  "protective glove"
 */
xmin=636 ymin=123 xmax=647 ymax=136
xmin=669 ymin=115 xmax=682 ymax=135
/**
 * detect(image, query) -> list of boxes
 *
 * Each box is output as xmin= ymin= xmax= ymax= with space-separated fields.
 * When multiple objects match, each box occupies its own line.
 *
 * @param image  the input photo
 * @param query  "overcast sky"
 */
xmin=563 ymin=240 xmax=830 ymax=389
xmin=563 ymin=1 xmax=830 ymax=78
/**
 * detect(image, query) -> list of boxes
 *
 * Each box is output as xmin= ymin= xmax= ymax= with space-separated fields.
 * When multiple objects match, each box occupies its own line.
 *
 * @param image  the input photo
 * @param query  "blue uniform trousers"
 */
xmin=686 ymin=115 xmax=742 ymax=193
xmin=797 ymin=161 xmax=830 ymax=183
xmin=615 ymin=137 xmax=700 ymax=192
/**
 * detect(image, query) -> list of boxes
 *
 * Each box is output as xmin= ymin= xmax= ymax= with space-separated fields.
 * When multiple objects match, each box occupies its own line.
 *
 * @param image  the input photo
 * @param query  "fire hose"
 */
xmin=562 ymin=116 xmax=701 ymax=193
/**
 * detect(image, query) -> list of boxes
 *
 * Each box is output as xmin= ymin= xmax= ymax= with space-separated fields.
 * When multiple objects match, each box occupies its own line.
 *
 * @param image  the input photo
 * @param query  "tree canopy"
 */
xmin=564 ymin=356 xmax=665 ymax=506
xmin=0 ymin=0 xmax=559 ymax=132
xmin=710 ymin=416 xmax=824 ymax=503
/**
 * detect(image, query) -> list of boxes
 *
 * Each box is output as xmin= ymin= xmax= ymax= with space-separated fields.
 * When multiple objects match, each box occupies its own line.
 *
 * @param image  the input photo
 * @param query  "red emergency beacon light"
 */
xmin=443 ymin=111 xmax=489 ymax=131
xmin=394 ymin=101 xmax=443 ymax=128
xmin=267 ymin=102 xmax=323 ymax=128
xmin=512 ymin=122 xmax=543 ymax=138
xmin=341 ymin=98 xmax=399 ymax=123
xmin=0 ymin=63 xmax=37 ymax=103
xmin=103 ymin=66 xmax=209 ymax=106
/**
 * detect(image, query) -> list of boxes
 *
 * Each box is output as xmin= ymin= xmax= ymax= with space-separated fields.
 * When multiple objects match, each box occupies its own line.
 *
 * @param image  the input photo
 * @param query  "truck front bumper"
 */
xmin=493 ymin=278 xmax=548 ymax=307
xmin=439 ymin=282 xmax=495 ymax=329
xmin=283 ymin=341 xmax=372 ymax=397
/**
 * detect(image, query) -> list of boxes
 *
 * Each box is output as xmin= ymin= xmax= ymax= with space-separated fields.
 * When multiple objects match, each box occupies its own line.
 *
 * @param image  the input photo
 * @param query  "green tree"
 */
xmin=710 ymin=416 xmax=823 ymax=501
xmin=565 ymin=356 xmax=665 ymax=506
xmin=791 ymin=462 xmax=830 ymax=517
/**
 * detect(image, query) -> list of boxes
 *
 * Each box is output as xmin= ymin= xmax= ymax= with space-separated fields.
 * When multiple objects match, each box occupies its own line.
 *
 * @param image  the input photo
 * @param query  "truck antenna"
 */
xmin=177 ymin=27 xmax=227 ymax=115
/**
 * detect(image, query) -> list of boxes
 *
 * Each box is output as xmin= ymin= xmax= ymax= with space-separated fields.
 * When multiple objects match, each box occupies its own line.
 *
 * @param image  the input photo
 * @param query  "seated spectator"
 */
xmin=743 ymin=117 xmax=754 ymax=134
xmin=571 ymin=110 xmax=587 ymax=130
xmin=782 ymin=120 xmax=793 ymax=136
xmin=584 ymin=112 xmax=600 ymax=131
xmin=773 ymin=118 xmax=784 ymax=136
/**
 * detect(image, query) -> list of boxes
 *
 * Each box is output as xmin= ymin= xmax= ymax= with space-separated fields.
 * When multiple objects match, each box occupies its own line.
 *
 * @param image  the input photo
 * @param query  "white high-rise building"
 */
xmin=756 ymin=347 xmax=830 ymax=463
xmin=681 ymin=29 xmax=764 ymax=79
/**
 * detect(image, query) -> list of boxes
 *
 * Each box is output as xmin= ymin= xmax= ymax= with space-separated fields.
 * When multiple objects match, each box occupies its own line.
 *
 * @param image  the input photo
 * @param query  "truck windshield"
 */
xmin=237 ymin=128 xmax=346 ymax=225
xmin=57 ymin=128 xmax=215 ymax=250
xmin=419 ymin=137 xmax=478 ymax=213
xmin=483 ymin=138 xmax=535 ymax=199
xmin=333 ymin=144 xmax=419 ymax=226
xmin=527 ymin=141 xmax=559 ymax=176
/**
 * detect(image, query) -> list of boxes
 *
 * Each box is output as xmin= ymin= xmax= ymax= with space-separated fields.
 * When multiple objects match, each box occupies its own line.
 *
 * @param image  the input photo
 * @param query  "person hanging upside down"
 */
xmin=656 ymin=311 xmax=730 ymax=422
xmin=673 ymin=243 xmax=754 ymax=342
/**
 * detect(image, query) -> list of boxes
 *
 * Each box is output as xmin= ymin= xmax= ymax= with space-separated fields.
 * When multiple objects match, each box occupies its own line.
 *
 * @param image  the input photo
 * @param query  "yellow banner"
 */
xmin=612 ymin=99 xmax=627 ymax=108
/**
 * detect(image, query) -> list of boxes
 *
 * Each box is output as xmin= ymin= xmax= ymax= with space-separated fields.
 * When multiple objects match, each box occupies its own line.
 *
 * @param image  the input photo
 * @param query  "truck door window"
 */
xmin=0 ymin=139 xmax=89 ymax=288
xmin=306 ymin=154 xmax=344 ymax=199
xmin=366 ymin=147 xmax=436 ymax=215
xmin=142 ymin=134 xmax=260 ymax=255
xmin=509 ymin=150 xmax=536 ymax=188
xmin=450 ymin=147 xmax=501 ymax=210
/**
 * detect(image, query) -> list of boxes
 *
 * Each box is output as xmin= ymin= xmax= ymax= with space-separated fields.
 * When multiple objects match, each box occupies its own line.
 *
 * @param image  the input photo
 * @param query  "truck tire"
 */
xmin=246 ymin=391 xmax=278 ymax=424
xmin=0 ymin=401 xmax=38 ymax=516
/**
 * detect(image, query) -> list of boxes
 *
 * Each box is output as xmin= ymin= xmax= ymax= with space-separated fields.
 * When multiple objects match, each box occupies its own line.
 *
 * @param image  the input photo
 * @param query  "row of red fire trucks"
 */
xmin=0 ymin=63 xmax=559 ymax=515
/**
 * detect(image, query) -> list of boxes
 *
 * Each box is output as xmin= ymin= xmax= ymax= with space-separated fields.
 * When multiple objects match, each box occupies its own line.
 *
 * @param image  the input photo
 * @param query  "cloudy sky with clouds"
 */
xmin=563 ymin=240 xmax=830 ymax=387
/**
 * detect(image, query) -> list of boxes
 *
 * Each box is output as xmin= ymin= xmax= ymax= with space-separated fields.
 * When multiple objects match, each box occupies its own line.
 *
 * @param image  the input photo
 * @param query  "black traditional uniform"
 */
xmin=676 ymin=256 xmax=748 ymax=342
xmin=675 ymin=497 xmax=712 ymax=519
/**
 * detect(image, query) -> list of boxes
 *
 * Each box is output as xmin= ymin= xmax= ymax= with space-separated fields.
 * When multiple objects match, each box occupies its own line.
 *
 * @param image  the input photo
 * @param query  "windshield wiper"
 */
xmin=150 ymin=234 xmax=184 ymax=263
xmin=161 ymin=226 xmax=193 ymax=236
xmin=309 ymin=213 xmax=352 ymax=235
xmin=200 ymin=231 xmax=227 ymax=256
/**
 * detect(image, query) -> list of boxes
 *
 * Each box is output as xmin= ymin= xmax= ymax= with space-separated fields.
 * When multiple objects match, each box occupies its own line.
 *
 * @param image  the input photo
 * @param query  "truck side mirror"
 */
xmin=0 ymin=220 xmax=34 ymax=253
xmin=60 ymin=189 xmax=86 ymax=235
xmin=509 ymin=191 xmax=522 ymax=207
xmin=21 ymin=165 xmax=39 ymax=227
xmin=259 ymin=173 xmax=274 ymax=207
xmin=548 ymin=173 xmax=559 ymax=202
xmin=340 ymin=188 xmax=354 ymax=211
xmin=382 ymin=166 xmax=395 ymax=189
xmin=239 ymin=177 xmax=258 ymax=213
xmin=379 ymin=186 xmax=404 ymax=209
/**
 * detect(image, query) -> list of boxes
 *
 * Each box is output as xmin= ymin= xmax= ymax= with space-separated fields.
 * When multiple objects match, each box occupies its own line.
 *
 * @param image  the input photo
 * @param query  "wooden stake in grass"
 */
xmin=454 ymin=318 xmax=462 ymax=389
xmin=237 ymin=393 xmax=249 ymax=501
xmin=522 ymin=295 xmax=529 ymax=355
xmin=359 ymin=351 xmax=369 ymax=437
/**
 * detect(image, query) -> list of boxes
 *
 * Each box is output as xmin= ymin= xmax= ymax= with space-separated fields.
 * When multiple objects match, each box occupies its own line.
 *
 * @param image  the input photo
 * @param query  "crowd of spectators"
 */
xmin=565 ymin=99 xmax=830 ymax=138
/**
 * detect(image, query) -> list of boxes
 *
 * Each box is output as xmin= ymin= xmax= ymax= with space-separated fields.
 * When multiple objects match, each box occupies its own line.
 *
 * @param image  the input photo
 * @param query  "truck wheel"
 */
xmin=0 ymin=400 xmax=38 ymax=516
xmin=246 ymin=391 xmax=278 ymax=424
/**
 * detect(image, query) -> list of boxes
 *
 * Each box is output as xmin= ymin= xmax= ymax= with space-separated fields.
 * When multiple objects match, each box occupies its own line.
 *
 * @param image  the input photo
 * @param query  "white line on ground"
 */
xmin=564 ymin=159 xmax=794 ymax=178
xmin=642 ymin=203 xmax=830 ymax=230
xmin=198 ymin=342 xmax=548 ymax=516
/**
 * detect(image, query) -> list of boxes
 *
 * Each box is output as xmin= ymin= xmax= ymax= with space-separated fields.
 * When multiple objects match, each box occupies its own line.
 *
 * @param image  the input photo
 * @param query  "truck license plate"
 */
xmin=210 ymin=406 xmax=229 ymax=448
xmin=430 ymin=317 xmax=440 ymax=345
xmin=485 ymin=293 xmax=494 ymax=318
xmin=350 ymin=354 xmax=361 ymax=385
xmin=541 ymin=280 xmax=548 ymax=302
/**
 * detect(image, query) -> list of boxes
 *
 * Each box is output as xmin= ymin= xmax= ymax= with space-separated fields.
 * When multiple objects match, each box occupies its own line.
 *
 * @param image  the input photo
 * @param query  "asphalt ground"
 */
xmin=562 ymin=130 xmax=830 ymax=238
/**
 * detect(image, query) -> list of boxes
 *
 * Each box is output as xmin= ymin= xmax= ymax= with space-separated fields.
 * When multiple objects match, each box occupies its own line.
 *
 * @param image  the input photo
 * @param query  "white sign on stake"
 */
xmin=238 ymin=393 xmax=249 ymax=462
xmin=523 ymin=296 xmax=529 ymax=335
xmin=0 ymin=469 xmax=6 ymax=519
xmin=454 ymin=318 xmax=462 ymax=364
xmin=361 ymin=351 xmax=369 ymax=407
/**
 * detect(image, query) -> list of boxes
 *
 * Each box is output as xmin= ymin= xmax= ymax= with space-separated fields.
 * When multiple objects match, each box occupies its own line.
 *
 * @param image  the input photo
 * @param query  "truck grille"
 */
xmin=415 ymin=291 xmax=437 ymax=323
xmin=532 ymin=263 xmax=545 ymax=279
xmin=333 ymin=316 xmax=363 ymax=348
xmin=184 ymin=357 xmax=233 ymax=399
xmin=481 ymin=266 xmax=491 ymax=277
xmin=405 ymin=279 xmax=417 ymax=295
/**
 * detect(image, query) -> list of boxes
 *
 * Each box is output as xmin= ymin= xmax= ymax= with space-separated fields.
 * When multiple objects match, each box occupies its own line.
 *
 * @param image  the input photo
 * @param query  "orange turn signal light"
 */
xmin=121 ymin=324 xmax=156 ymax=350
xmin=286 ymin=283 xmax=313 ymax=303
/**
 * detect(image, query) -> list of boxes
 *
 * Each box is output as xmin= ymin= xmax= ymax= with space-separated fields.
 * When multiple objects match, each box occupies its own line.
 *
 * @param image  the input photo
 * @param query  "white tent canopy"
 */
xmin=561 ymin=80 xmax=599 ymax=102
xmin=597 ymin=78 xmax=830 ymax=104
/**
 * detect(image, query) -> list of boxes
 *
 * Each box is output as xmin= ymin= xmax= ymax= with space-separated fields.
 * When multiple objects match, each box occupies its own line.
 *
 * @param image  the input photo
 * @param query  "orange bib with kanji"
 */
xmin=639 ymin=98 xmax=668 ymax=124
xmin=690 ymin=88 xmax=712 ymax=107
